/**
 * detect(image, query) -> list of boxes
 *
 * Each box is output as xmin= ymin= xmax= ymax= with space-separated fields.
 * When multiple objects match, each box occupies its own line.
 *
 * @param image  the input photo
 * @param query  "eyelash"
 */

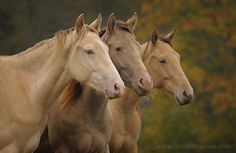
xmin=159 ymin=59 xmax=167 ymax=64
xmin=84 ymin=49 xmax=94 ymax=55
xmin=116 ymin=47 xmax=122 ymax=52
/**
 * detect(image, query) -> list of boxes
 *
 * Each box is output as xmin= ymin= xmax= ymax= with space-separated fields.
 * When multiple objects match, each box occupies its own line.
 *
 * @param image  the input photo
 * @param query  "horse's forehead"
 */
xmin=110 ymin=29 xmax=140 ymax=48
xmin=83 ymin=32 xmax=107 ymax=50
xmin=155 ymin=41 xmax=180 ymax=58
xmin=113 ymin=29 xmax=133 ymax=40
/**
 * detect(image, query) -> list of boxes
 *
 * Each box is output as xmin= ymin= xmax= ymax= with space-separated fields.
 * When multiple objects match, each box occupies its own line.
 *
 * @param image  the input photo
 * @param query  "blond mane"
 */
xmin=99 ymin=20 xmax=134 ymax=38
xmin=13 ymin=38 xmax=54 ymax=57
xmin=59 ymin=80 xmax=83 ymax=107
xmin=116 ymin=20 xmax=133 ymax=34
xmin=13 ymin=27 xmax=71 ymax=58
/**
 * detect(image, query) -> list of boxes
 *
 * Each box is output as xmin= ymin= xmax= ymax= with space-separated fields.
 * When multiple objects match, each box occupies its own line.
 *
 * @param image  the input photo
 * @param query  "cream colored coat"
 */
xmin=0 ymin=14 xmax=124 ymax=153
xmin=108 ymin=29 xmax=194 ymax=153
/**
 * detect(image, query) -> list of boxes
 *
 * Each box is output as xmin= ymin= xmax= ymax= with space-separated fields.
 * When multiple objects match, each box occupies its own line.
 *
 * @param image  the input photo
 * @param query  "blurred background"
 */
xmin=0 ymin=0 xmax=235 ymax=152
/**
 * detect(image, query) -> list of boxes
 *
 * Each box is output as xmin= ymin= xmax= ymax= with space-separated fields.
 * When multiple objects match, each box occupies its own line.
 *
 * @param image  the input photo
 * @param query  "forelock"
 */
xmin=116 ymin=21 xmax=133 ymax=34
xmin=85 ymin=25 xmax=98 ymax=33
xmin=159 ymin=36 xmax=173 ymax=47
xmin=99 ymin=21 xmax=134 ymax=36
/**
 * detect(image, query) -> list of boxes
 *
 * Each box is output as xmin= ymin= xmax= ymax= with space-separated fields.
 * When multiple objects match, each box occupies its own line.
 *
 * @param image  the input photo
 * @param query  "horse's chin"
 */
xmin=175 ymin=96 xmax=191 ymax=106
xmin=123 ymin=80 xmax=132 ymax=89
xmin=104 ymin=91 xmax=121 ymax=99
xmin=134 ymin=87 xmax=149 ymax=96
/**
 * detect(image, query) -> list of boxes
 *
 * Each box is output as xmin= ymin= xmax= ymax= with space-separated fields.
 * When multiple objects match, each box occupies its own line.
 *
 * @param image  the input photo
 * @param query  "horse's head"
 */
xmin=142 ymin=29 xmax=194 ymax=105
xmin=61 ymin=14 xmax=124 ymax=99
xmin=101 ymin=13 xmax=153 ymax=96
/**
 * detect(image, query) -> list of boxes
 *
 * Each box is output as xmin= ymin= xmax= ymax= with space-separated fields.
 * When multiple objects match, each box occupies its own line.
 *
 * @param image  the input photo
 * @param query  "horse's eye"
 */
xmin=116 ymin=47 xmax=122 ymax=52
xmin=85 ymin=49 xmax=94 ymax=55
xmin=159 ymin=59 xmax=167 ymax=64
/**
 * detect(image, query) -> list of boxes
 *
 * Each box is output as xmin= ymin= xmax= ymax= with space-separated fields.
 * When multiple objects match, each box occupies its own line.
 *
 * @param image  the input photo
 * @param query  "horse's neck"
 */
xmin=11 ymin=37 xmax=72 ymax=110
xmin=111 ymin=42 xmax=151 ymax=112
xmin=12 ymin=41 xmax=49 ymax=71
xmin=76 ymin=85 xmax=108 ymax=116
xmin=140 ymin=41 xmax=151 ymax=60
xmin=111 ymin=87 xmax=140 ymax=112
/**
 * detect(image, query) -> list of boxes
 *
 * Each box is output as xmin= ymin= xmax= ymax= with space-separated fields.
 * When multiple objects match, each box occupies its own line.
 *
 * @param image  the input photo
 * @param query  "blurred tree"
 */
xmin=136 ymin=0 xmax=236 ymax=152
xmin=0 ymin=0 xmax=140 ymax=54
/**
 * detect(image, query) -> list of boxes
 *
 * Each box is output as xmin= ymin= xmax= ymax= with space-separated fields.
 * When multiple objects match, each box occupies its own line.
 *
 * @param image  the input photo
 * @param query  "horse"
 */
xmin=108 ymin=29 xmax=194 ymax=153
xmin=37 ymin=13 xmax=153 ymax=153
xmin=0 ymin=14 xmax=124 ymax=153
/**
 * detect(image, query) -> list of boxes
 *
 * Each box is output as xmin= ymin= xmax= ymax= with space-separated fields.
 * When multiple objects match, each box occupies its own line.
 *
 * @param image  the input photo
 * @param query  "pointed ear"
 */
xmin=75 ymin=14 xmax=85 ymax=33
xmin=75 ymin=14 xmax=86 ymax=39
xmin=164 ymin=28 xmax=176 ymax=42
xmin=90 ymin=14 xmax=102 ymax=32
xmin=107 ymin=13 xmax=116 ymax=33
xmin=126 ymin=12 xmax=137 ymax=30
xmin=151 ymin=29 xmax=159 ymax=45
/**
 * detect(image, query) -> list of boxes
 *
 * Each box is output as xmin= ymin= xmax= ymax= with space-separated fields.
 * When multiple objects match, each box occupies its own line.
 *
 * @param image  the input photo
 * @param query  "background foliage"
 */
xmin=0 ymin=0 xmax=235 ymax=152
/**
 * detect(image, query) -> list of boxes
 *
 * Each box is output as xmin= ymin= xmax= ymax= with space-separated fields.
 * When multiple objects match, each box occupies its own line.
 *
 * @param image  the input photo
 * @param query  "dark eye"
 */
xmin=115 ymin=47 xmax=122 ymax=52
xmin=159 ymin=59 xmax=167 ymax=64
xmin=85 ymin=49 xmax=94 ymax=55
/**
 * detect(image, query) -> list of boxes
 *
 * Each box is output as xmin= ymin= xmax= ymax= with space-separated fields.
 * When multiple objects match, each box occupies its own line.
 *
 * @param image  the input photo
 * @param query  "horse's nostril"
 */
xmin=139 ymin=78 xmax=144 ymax=88
xmin=183 ymin=90 xmax=187 ymax=97
xmin=183 ymin=90 xmax=193 ymax=101
xmin=114 ymin=83 xmax=120 ymax=93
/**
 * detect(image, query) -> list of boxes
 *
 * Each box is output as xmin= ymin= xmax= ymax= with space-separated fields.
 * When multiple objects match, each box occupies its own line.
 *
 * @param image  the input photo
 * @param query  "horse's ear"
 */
xmin=126 ymin=12 xmax=137 ymax=30
xmin=75 ymin=14 xmax=85 ymax=33
xmin=90 ymin=14 xmax=102 ymax=32
xmin=107 ymin=13 xmax=116 ymax=33
xmin=164 ymin=28 xmax=176 ymax=42
xmin=151 ymin=29 xmax=159 ymax=45
xmin=75 ymin=14 xmax=87 ymax=39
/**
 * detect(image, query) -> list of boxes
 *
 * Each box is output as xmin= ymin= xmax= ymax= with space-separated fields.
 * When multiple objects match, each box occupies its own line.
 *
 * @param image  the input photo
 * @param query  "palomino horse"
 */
xmin=39 ymin=13 xmax=152 ymax=153
xmin=108 ymin=29 xmax=194 ymax=153
xmin=0 ymin=14 xmax=124 ymax=153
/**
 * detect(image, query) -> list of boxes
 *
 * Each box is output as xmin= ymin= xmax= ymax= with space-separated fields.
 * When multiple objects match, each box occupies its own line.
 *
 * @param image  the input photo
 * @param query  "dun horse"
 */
xmin=108 ymin=29 xmax=194 ymax=153
xmin=0 ymin=14 xmax=124 ymax=153
xmin=39 ymin=13 xmax=153 ymax=153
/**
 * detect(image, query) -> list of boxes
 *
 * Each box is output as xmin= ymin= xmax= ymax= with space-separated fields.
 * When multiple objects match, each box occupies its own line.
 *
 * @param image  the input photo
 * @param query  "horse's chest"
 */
xmin=64 ymin=113 xmax=112 ymax=153
xmin=115 ymin=111 xmax=141 ymax=138
xmin=109 ymin=111 xmax=141 ymax=152
xmin=75 ymin=132 xmax=109 ymax=153
xmin=109 ymin=134 xmax=137 ymax=153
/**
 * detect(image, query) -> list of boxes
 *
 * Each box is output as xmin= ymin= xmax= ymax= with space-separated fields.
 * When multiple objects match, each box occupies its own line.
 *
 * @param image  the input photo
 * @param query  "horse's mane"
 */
xmin=116 ymin=20 xmax=133 ymax=33
xmin=59 ymin=80 xmax=83 ymax=107
xmin=13 ymin=23 xmax=99 ymax=58
xmin=13 ymin=38 xmax=54 ymax=57
xmin=58 ymin=22 xmax=134 ymax=107
xmin=99 ymin=28 xmax=106 ymax=37
xmin=99 ymin=20 xmax=134 ymax=38
xmin=13 ymin=28 xmax=69 ymax=57
xmin=57 ymin=25 xmax=102 ymax=107
xmin=159 ymin=36 xmax=173 ymax=47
